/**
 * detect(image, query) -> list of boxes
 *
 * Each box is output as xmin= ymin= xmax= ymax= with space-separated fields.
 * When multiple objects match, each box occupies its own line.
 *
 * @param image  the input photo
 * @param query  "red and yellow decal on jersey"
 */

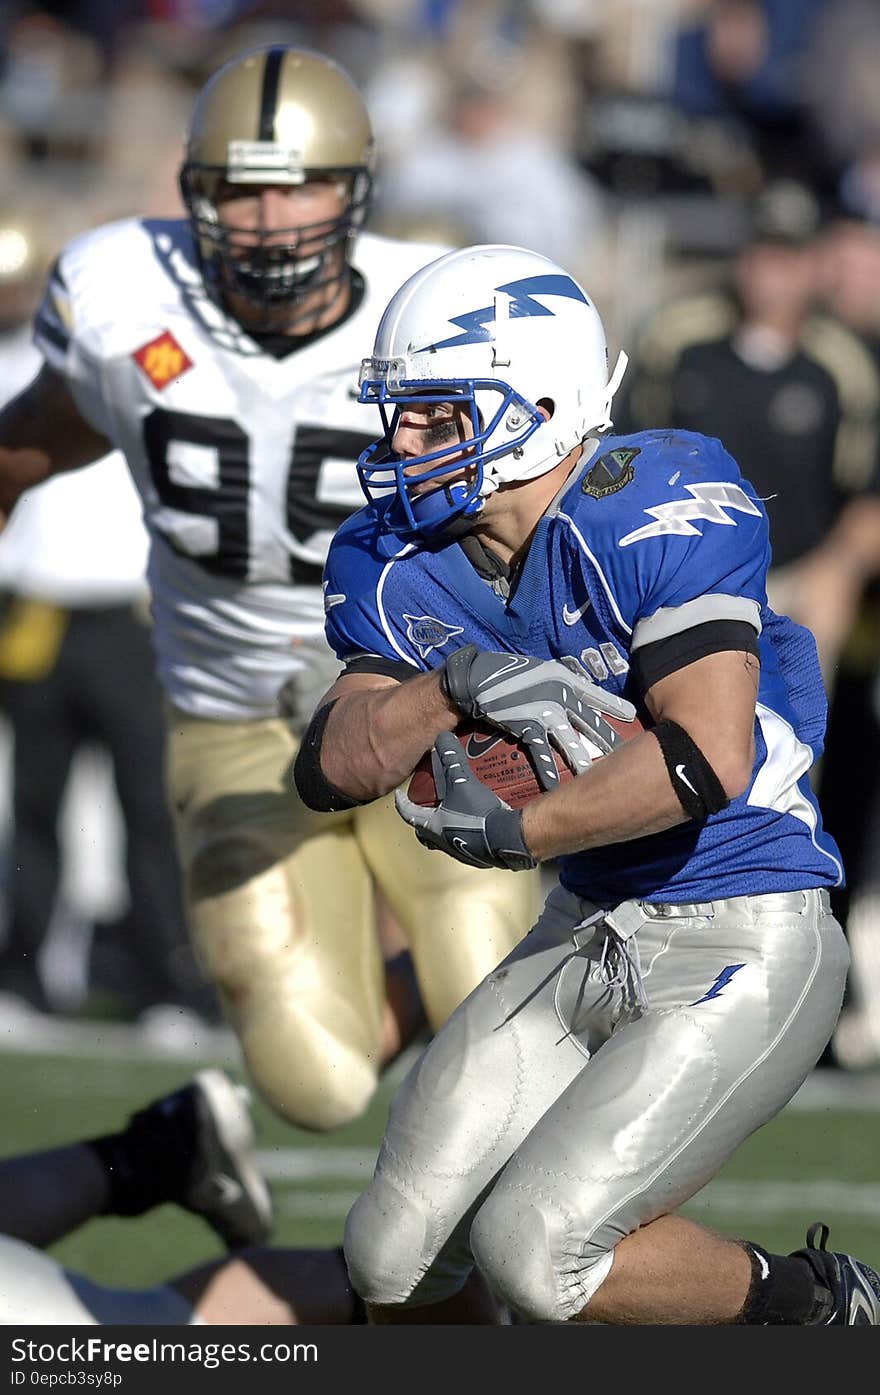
xmin=133 ymin=331 xmax=193 ymax=390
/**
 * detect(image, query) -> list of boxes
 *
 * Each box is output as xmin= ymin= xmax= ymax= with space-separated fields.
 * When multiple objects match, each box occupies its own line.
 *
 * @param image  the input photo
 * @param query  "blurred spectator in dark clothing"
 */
xmin=4 ymin=2 xmax=140 ymax=70
xmin=812 ymin=214 xmax=880 ymax=1069
xmin=616 ymin=179 xmax=880 ymax=688
xmin=0 ymin=9 xmax=110 ymax=170
xmin=618 ymin=183 xmax=880 ymax=1071
xmin=672 ymin=0 xmax=830 ymax=184
xmin=802 ymin=0 xmax=880 ymax=207
xmin=818 ymin=216 xmax=880 ymax=352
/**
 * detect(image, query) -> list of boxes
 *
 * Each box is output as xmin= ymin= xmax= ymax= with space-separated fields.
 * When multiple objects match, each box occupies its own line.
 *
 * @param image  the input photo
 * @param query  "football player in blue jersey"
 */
xmin=293 ymin=243 xmax=880 ymax=1325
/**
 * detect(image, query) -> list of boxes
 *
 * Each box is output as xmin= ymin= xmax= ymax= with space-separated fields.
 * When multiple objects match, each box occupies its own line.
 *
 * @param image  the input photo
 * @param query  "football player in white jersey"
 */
xmin=0 ymin=46 xmax=538 ymax=1128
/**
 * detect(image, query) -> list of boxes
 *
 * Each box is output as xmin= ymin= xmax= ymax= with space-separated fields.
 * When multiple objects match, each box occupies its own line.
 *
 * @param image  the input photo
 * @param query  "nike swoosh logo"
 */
xmin=675 ymin=763 xmax=698 ymax=796
xmin=757 ymin=1252 xmax=769 ymax=1280
xmin=464 ymin=731 xmax=505 ymax=759
xmin=324 ymin=592 xmax=346 ymax=611
xmin=212 ymin=1173 xmax=243 ymax=1204
xmin=562 ymin=599 xmax=592 ymax=626
xmin=451 ymin=837 xmax=480 ymax=863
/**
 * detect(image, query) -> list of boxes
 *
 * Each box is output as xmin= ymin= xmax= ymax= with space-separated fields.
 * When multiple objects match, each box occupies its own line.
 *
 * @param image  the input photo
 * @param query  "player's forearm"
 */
xmin=0 ymin=365 xmax=111 ymax=522
xmin=0 ymin=445 xmax=55 ymax=519
xmin=321 ymin=671 xmax=460 ymax=800
xmin=817 ymin=495 xmax=880 ymax=585
xmin=520 ymin=731 xmax=691 ymax=859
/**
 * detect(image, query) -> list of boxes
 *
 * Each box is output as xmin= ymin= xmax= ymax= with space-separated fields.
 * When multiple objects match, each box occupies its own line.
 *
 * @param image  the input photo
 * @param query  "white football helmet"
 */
xmin=356 ymin=244 xmax=627 ymax=539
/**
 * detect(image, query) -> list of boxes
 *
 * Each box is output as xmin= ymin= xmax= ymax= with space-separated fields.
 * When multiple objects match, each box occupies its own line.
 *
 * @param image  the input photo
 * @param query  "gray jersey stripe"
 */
xmin=632 ymin=594 xmax=761 ymax=649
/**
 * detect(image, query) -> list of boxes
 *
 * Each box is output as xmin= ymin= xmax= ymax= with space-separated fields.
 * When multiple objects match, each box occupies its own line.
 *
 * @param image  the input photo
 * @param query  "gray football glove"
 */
xmin=441 ymin=645 xmax=637 ymax=792
xmin=395 ymin=732 xmax=537 ymax=872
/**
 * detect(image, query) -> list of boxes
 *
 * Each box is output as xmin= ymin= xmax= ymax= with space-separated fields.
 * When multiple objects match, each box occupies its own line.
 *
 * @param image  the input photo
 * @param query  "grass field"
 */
xmin=1 ymin=1027 xmax=879 ymax=1295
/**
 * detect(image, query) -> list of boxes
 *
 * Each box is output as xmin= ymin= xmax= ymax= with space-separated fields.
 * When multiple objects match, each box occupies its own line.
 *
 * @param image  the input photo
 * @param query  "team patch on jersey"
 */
xmin=581 ymin=447 xmax=639 ymax=498
xmin=133 ymin=330 xmax=194 ymax=390
xmin=403 ymin=613 xmax=464 ymax=659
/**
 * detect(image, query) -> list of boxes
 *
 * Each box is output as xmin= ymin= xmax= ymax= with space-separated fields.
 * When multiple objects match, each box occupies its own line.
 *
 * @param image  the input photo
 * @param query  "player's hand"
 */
xmin=394 ymin=732 xmax=538 ymax=871
xmin=441 ymin=645 xmax=637 ymax=791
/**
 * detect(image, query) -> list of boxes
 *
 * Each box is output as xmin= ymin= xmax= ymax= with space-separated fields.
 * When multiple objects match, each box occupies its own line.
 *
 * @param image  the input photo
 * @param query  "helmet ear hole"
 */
xmin=537 ymin=398 xmax=554 ymax=422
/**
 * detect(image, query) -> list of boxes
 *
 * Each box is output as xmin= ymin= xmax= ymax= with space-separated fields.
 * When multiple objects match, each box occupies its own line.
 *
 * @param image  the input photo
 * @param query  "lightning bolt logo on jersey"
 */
xmin=323 ymin=427 xmax=843 ymax=906
xmin=617 ymin=482 xmax=762 ymax=546
xmin=33 ymin=217 xmax=448 ymax=719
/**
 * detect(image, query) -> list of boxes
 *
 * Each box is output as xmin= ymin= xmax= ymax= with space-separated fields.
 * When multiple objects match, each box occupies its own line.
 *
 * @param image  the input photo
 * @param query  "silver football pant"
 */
xmin=344 ymin=884 xmax=849 ymax=1322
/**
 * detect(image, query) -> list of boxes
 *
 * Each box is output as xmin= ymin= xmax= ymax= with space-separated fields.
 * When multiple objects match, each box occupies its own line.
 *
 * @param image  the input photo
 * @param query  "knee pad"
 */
xmin=344 ymin=1179 xmax=428 ymax=1307
xmin=470 ymin=1189 xmax=614 ymax=1323
xmin=344 ymin=1177 xmax=470 ymax=1309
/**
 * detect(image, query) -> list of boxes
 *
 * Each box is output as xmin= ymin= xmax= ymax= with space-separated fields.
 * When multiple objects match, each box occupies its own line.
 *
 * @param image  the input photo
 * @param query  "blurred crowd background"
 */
xmin=2 ymin=0 xmax=880 ymax=1065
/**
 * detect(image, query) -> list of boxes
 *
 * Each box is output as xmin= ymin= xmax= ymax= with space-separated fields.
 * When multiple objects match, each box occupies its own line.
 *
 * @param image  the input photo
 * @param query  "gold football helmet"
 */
xmin=179 ymin=44 xmax=375 ymax=320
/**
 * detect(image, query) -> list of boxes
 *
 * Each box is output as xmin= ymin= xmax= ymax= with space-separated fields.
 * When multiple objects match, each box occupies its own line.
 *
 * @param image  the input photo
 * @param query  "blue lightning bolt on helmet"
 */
xmin=356 ymin=244 xmax=627 ymax=540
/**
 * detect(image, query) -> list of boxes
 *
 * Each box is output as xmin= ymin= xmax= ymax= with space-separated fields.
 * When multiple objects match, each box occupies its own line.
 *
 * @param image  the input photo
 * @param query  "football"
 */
xmin=406 ymin=712 xmax=646 ymax=810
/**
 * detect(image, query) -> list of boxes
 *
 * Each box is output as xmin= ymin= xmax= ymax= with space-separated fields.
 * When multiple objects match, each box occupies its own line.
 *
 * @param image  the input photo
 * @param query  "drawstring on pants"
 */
xmin=571 ymin=900 xmax=649 ymax=1014
xmin=598 ymin=926 xmax=648 ymax=1012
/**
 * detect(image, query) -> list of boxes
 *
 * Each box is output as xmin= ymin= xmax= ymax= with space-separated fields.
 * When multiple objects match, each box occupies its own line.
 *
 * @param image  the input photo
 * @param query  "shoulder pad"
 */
xmin=352 ymin=232 xmax=453 ymax=299
xmin=56 ymin=218 xmax=196 ymax=350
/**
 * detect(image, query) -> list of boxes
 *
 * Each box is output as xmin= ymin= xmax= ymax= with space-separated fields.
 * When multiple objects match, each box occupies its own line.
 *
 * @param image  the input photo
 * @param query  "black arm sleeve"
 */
xmin=631 ymin=619 xmax=760 ymax=693
xmin=291 ymin=700 xmax=367 ymax=813
xmin=342 ymin=655 xmax=419 ymax=682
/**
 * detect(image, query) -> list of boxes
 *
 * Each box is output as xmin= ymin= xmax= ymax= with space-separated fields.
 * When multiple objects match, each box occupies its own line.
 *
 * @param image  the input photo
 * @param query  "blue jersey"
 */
xmin=324 ymin=429 xmax=843 ymax=905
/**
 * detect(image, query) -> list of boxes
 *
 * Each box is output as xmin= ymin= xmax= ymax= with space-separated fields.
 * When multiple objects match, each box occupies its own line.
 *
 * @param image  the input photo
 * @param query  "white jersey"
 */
xmin=0 ymin=327 xmax=149 ymax=606
xmin=34 ymin=219 xmax=448 ymax=719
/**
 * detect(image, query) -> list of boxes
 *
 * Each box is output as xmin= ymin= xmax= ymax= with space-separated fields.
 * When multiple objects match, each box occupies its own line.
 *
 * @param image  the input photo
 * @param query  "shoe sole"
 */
xmin=192 ymin=1068 xmax=274 ymax=1243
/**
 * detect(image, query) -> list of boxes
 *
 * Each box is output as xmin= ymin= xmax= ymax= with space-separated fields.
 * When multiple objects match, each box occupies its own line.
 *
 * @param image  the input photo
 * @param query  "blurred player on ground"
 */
xmin=0 ymin=1070 xmax=364 ymax=1324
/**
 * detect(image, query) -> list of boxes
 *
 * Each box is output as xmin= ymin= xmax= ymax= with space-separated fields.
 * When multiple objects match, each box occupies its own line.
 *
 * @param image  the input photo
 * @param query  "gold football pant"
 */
xmin=167 ymin=709 xmax=539 ymax=1129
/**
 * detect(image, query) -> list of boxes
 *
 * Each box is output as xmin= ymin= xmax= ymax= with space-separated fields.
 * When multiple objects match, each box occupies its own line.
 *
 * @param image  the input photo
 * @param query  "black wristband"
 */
xmin=440 ymin=643 xmax=479 ymax=713
xmin=484 ymin=804 xmax=538 ymax=871
xmin=650 ymin=718 xmax=730 ymax=823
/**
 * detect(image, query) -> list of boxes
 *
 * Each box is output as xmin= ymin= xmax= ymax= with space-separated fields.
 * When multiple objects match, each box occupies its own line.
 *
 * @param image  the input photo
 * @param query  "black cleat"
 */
xmin=121 ymin=1069 xmax=273 ymax=1249
xmin=792 ymin=1222 xmax=880 ymax=1324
